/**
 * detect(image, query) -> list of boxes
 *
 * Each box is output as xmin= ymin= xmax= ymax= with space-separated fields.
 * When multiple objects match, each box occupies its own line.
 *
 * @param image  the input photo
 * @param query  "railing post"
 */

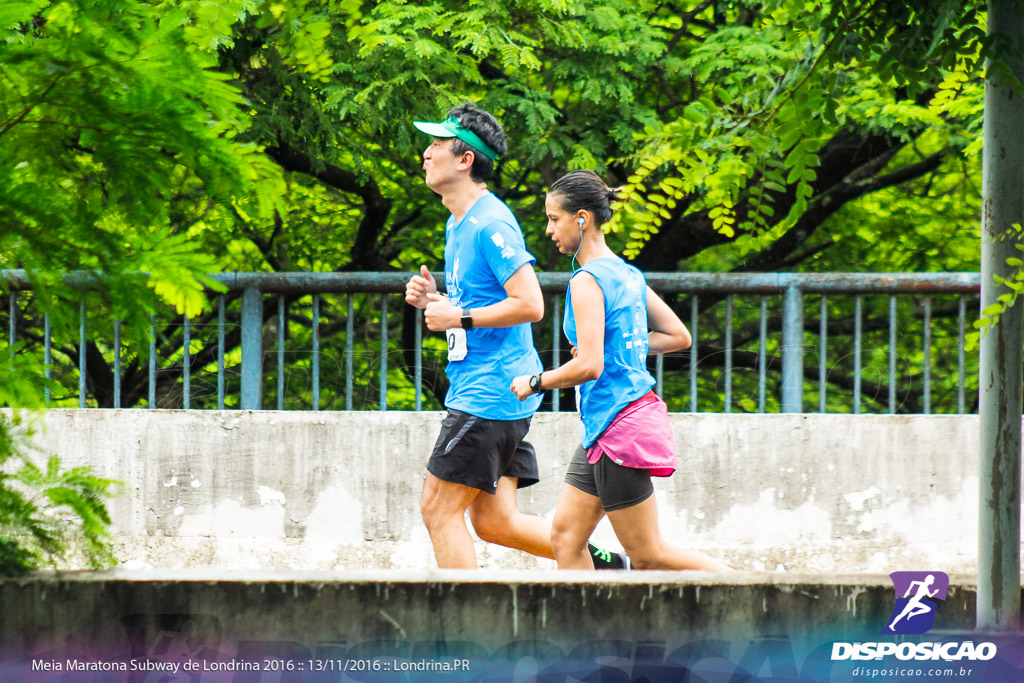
xmin=240 ymin=287 xmax=263 ymax=410
xmin=781 ymin=280 xmax=804 ymax=413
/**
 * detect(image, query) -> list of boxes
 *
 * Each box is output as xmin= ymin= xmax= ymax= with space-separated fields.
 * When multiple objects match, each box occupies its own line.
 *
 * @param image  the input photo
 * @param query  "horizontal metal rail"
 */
xmin=0 ymin=270 xmax=982 ymax=294
xmin=1 ymin=271 xmax=982 ymax=413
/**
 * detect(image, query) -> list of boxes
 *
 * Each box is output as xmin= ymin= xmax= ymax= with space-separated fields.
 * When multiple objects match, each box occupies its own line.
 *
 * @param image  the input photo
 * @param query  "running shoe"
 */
xmin=588 ymin=541 xmax=631 ymax=570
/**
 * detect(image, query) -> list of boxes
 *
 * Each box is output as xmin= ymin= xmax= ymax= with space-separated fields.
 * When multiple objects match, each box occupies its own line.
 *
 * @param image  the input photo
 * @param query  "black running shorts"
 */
xmin=426 ymin=409 xmax=540 ymax=494
xmin=564 ymin=444 xmax=654 ymax=511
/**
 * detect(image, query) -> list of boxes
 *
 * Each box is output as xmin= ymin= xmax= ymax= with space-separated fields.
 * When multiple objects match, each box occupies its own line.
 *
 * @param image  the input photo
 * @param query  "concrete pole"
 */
xmin=978 ymin=0 xmax=1024 ymax=633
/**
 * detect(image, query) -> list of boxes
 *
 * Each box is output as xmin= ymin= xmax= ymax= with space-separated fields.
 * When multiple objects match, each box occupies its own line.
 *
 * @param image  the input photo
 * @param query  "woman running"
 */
xmin=511 ymin=170 xmax=730 ymax=571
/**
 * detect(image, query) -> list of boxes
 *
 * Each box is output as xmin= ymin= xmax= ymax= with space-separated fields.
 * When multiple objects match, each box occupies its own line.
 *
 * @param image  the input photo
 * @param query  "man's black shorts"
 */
xmin=427 ymin=409 xmax=540 ymax=494
xmin=564 ymin=444 xmax=654 ymax=511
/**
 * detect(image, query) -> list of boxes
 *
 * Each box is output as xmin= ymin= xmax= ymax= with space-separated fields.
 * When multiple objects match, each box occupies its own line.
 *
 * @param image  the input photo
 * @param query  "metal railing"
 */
xmin=2 ymin=270 xmax=981 ymax=413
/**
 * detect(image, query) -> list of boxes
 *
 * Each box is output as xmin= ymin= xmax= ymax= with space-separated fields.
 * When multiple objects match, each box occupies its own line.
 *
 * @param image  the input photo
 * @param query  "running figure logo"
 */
xmin=882 ymin=571 xmax=949 ymax=635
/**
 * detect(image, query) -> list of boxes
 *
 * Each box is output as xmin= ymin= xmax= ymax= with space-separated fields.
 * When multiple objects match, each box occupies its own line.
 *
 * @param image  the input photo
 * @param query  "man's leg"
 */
xmin=420 ymin=472 xmax=483 ymax=568
xmin=468 ymin=476 xmax=553 ymax=558
xmin=550 ymin=483 xmax=605 ymax=569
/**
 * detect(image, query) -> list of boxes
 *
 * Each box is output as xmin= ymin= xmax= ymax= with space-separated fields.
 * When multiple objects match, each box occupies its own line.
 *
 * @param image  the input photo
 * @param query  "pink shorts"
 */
xmin=586 ymin=391 xmax=676 ymax=477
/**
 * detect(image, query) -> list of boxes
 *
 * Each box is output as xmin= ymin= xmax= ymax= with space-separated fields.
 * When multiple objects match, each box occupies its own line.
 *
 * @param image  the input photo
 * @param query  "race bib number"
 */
xmin=447 ymin=327 xmax=467 ymax=361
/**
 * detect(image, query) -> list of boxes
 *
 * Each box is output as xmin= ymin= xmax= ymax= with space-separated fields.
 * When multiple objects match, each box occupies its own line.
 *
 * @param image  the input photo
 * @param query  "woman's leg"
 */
xmin=606 ymin=493 xmax=731 ymax=571
xmin=550 ymin=483 xmax=605 ymax=569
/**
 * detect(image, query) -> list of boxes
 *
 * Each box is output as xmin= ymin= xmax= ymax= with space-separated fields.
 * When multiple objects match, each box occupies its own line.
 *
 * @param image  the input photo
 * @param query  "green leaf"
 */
xmin=982 ymin=303 xmax=1004 ymax=316
xmin=0 ymin=0 xmax=47 ymax=29
xmin=683 ymin=106 xmax=706 ymax=123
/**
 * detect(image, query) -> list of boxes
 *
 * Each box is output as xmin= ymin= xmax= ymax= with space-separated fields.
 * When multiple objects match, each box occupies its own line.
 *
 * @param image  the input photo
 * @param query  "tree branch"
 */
xmin=732 ymin=148 xmax=946 ymax=274
xmin=265 ymin=139 xmax=393 ymax=269
xmin=631 ymin=128 xmax=943 ymax=271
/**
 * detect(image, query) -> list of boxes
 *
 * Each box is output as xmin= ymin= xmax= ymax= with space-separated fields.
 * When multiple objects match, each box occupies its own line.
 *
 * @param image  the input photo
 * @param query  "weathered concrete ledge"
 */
xmin=4 ymin=410 xmax=994 ymax=573
xmin=8 ymin=571 xmax=1024 ymax=682
xmin=0 ymin=570 xmax=982 ymax=653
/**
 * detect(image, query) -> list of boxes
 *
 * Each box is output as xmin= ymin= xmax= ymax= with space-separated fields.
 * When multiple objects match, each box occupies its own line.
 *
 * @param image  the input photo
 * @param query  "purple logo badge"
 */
xmin=882 ymin=571 xmax=949 ymax=635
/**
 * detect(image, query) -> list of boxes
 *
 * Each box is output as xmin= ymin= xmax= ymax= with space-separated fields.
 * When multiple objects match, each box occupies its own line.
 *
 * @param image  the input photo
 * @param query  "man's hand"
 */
xmin=510 ymin=375 xmax=534 ymax=401
xmin=405 ymin=265 xmax=438 ymax=309
xmin=424 ymin=292 xmax=461 ymax=331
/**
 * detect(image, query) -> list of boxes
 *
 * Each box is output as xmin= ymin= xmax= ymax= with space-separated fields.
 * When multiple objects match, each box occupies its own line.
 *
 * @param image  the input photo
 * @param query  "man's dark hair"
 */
xmin=446 ymin=103 xmax=507 ymax=183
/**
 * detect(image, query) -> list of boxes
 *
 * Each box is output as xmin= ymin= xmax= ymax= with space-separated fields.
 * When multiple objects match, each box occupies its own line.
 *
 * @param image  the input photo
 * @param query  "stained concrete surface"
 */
xmin=5 ymin=410 xmax=990 ymax=574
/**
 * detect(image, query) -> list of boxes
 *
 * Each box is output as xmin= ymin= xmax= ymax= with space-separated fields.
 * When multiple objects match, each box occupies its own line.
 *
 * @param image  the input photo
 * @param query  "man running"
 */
xmin=405 ymin=103 xmax=627 ymax=569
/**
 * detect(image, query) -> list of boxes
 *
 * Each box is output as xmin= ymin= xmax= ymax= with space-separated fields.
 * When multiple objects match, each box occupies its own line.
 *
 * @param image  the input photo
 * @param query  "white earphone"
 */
xmin=572 ymin=215 xmax=585 ymax=272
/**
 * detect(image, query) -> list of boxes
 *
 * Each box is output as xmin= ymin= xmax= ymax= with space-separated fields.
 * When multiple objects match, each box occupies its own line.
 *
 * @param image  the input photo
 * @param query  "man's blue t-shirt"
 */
xmin=443 ymin=191 xmax=542 ymax=420
xmin=563 ymin=256 xmax=655 ymax=447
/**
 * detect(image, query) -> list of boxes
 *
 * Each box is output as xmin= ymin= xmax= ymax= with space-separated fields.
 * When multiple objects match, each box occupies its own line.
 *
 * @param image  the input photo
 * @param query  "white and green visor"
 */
xmin=413 ymin=116 xmax=499 ymax=161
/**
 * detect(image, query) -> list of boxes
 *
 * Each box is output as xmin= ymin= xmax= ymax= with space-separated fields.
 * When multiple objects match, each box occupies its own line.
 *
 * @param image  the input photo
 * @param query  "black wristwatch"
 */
xmin=529 ymin=372 xmax=544 ymax=394
xmin=461 ymin=308 xmax=474 ymax=330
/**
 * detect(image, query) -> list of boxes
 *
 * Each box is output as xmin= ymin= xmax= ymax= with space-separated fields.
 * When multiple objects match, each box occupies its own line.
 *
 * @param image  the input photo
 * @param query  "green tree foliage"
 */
xmin=616 ymin=1 xmax=987 ymax=261
xmin=1 ymin=0 xmax=996 ymax=414
xmin=2 ymin=0 xmax=266 ymax=316
xmin=197 ymin=0 xmax=986 ymax=412
xmin=0 ymin=0 xmax=344 ymax=403
xmin=0 ymin=0 xmax=324 ymax=573
xmin=0 ymin=352 xmax=121 ymax=575
xmin=607 ymin=1 xmax=994 ymax=412
xmin=0 ymin=412 xmax=122 ymax=576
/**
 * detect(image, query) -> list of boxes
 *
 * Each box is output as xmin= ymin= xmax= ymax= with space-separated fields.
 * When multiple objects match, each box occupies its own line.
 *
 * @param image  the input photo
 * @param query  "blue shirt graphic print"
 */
xmin=442 ymin=191 xmax=542 ymax=420
xmin=563 ymin=257 xmax=655 ymax=448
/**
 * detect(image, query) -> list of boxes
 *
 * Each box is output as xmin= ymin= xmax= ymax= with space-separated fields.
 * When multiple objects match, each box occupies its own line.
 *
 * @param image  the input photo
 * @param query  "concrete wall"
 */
xmin=9 ymin=410 xmax=986 ymax=574
xmin=0 ymin=570 xmax=985 ymax=660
